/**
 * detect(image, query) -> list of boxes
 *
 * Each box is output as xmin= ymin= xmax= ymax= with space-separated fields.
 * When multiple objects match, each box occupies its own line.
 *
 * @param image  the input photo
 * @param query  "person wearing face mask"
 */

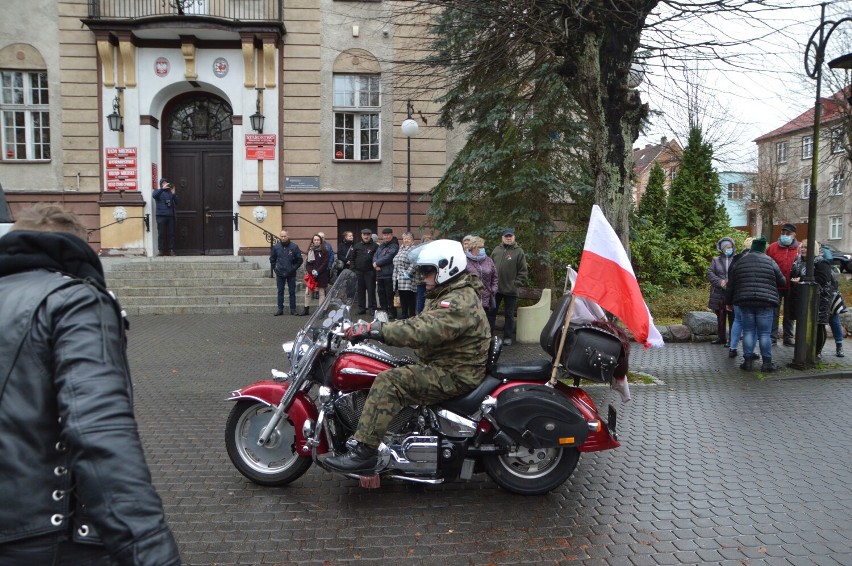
xmin=464 ymin=236 xmax=499 ymax=331
xmin=708 ymin=237 xmax=736 ymax=345
xmin=766 ymin=223 xmax=801 ymax=346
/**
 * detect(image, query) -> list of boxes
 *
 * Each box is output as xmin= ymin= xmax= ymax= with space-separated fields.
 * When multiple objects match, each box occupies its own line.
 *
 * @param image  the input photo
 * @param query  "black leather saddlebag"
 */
xmin=563 ymin=326 xmax=624 ymax=383
xmin=494 ymin=385 xmax=589 ymax=449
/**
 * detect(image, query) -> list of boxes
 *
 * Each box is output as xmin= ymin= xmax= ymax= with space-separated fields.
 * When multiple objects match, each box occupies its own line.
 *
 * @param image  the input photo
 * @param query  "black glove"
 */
xmin=345 ymin=321 xmax=383 ymax=343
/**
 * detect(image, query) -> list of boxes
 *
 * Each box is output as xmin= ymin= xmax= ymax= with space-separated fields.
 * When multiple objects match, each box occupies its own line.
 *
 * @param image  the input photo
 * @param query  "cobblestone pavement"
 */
xmin=127 ymin=313 xmax=852 ymax=565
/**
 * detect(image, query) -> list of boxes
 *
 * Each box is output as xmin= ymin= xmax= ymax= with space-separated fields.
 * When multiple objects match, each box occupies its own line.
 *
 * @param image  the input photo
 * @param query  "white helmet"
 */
xmin=408 ymin=239 xmax=467 ymax=285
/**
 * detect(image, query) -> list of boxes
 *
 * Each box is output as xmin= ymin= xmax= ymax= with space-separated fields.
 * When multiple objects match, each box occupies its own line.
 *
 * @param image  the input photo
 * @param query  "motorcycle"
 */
xmin=225 ymin=269 xmax=623 ymax=495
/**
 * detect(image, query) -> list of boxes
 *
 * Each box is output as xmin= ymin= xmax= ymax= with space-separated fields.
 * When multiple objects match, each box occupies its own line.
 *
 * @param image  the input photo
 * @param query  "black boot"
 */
xmin=324 ymin=442 xmax=378 ymax=474
xmin=296 ymin=306 xmax=309 ymax=316
xmin=739 ymin=356 xmax=753 ymax=371
xmin=728 ymin=348 xmax=737 ymax=358
xmin=837 ymin=343 xmax=845 ymax=358
xmin=761 ymin=357 xmax=778 ymax=373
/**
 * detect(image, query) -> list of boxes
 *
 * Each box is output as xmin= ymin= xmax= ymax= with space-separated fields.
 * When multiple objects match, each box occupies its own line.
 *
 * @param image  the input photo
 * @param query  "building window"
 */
xmin=668 ymin=167 xmax=677 ymax=182
xmin=830 ymin=215 xmax=843 ymax=240
xmin=831 ymin=128 xmax=845 ymax=154
xmin=801 ymin=177 xmax=810 ymax=199
xmin=829 ymin=172 xmax=846 ymax=196
xmin=801 ymin=135 xmax=813 ymax=159
xmin=333 ymin=74 xmax=380 ymax=161
xmin=727 ymin=182 xmax=744 ymax=200
xmin=775 ymin=141 xmax=788 ymax=163
xmin=1 ymin=70 xmax=50 ymax=160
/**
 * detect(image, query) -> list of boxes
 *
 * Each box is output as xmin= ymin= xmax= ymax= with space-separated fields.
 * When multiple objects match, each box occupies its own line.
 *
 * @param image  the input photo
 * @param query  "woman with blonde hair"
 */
xmin=465 ymin=236 xmax=499 ymax=331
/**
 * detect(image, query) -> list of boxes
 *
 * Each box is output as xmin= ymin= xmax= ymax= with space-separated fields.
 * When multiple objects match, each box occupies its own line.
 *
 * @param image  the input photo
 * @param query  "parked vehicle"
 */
xmin=225 ymin=269 xmax=622 ymax=495
xmin=822 ymin=243 xmax=851 ymax=272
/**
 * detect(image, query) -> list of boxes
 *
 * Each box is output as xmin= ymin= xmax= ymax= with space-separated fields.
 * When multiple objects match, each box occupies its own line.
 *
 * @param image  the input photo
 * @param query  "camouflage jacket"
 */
xmin=381 ymin=273 xmax=490 ymax=380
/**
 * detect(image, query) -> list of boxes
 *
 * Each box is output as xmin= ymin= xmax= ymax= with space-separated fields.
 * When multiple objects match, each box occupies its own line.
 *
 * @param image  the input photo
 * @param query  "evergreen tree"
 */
xmin=666 ymin=127 xmax=727 ymax=240
xmin=638 ymin=161 xmax=667 ymax=228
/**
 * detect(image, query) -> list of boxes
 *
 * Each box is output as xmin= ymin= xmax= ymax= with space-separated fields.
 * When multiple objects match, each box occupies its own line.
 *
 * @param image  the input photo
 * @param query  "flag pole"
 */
xmin=549 ymin=293 xmax=577 ymax=386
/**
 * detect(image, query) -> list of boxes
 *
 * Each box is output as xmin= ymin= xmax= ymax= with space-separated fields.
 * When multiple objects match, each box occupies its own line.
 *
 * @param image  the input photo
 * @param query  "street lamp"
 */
xmin=106 ymin=87 xmax=125 ymax=132
xmin=793 ymin=3 xmax=852 ymax=369
xmin=250 ymin=88 xmax=265 ymax=133
xmin=401 ymin=100 xmax=419 ymax=233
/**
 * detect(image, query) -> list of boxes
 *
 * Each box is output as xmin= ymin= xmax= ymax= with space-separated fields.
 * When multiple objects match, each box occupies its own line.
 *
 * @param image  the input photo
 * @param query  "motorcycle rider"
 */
xmin=324 ymin=239 xmax=491 ymax=473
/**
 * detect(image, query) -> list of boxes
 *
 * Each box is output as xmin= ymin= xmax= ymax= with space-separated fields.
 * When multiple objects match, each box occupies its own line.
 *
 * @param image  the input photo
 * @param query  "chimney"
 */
xmin=660 ymin=136 xmax=667 ymax=145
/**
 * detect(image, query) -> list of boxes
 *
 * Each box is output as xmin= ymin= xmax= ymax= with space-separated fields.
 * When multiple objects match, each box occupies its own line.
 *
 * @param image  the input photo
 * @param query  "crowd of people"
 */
xmin=709 ymin=223 xmax=846 ymax=372
xmin=269 ymin=226 xmax=529 ymax=345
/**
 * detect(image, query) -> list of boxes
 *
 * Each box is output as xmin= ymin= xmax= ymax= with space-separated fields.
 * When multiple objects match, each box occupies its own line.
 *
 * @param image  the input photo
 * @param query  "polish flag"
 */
xmin=573 ymin=205 xmax=664 ymax=348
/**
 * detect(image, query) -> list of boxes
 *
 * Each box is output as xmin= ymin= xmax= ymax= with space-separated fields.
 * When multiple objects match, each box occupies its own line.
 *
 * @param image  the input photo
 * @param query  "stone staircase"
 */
xmin=102 ymin=256 xmax=290 ymax=315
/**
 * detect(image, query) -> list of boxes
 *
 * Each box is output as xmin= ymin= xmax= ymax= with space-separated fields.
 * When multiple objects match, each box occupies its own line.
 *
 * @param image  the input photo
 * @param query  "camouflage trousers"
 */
xmin=354 ymin=364 xmax=484 ymax=448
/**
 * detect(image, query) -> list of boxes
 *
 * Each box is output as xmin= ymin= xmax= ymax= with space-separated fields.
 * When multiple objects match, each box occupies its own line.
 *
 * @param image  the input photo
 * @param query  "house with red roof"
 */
xmin=632 ymin=136 xmax=682 ymax=205
xmin=752 ymin=88 xmax=850 ymax=247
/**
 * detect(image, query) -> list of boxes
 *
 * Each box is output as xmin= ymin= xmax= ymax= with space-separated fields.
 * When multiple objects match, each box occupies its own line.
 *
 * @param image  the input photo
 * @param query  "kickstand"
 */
xmin=359 ymin=474 xmax=381 ymax=489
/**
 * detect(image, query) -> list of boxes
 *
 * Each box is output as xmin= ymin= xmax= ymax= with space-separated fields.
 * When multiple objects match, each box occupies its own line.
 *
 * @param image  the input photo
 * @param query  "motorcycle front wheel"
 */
xmin=225 ymin=400 xmax=312 ymax=486
xmin=483 ymin=446 xmax=580 ymax=495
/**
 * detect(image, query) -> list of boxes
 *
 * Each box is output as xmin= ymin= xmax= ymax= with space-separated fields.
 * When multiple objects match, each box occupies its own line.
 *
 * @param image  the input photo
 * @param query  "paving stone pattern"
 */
xmin=127 ymin=313 xmax=852 ymax=565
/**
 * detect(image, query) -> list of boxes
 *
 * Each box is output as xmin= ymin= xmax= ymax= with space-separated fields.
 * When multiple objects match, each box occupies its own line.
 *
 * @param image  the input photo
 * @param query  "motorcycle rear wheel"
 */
xmin=225 ymin=400 xmax=312 ymax=486
xmin=483 ymin=446 xmax=579 ymax=495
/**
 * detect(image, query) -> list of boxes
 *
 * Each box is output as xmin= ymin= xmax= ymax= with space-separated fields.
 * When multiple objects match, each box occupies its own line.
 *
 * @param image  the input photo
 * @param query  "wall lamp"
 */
xmin=250 ymin=88 xmax=265 ymax=133
xmin=106 ymin=87 xmax=125 ymax=132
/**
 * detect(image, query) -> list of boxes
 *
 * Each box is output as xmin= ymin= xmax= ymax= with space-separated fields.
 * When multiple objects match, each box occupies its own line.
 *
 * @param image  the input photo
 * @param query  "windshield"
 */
xmin=289 ymin=269 xmax=358 ymax=370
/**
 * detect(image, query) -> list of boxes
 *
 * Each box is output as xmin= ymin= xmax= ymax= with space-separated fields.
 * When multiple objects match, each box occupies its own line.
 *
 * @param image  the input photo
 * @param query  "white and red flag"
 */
xmin=572 ymin=205 xmax=664 ymax=348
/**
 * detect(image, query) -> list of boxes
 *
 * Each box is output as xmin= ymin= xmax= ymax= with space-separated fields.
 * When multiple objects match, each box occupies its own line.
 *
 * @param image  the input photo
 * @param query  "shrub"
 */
xmin=646 ymin=284 xmax=710 ymax=324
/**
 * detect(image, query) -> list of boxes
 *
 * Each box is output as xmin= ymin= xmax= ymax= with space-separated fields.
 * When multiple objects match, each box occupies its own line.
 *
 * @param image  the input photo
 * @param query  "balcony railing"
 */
xmin=88 ymin=0 xmax=282 ymax=22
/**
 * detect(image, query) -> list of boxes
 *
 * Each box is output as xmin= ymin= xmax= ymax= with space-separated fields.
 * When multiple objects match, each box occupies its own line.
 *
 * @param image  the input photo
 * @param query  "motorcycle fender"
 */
xmin=489 ymin=381 xmax=619 ymax=453
xmin=227 ymin=380 xmax=327 ymax=455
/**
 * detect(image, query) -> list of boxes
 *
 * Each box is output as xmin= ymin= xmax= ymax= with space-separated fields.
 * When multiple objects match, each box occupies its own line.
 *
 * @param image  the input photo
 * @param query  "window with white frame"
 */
xmin=801 ymin=177 xmax=810 ymax=199
xmin=830 ymin=215 xmax=843 ymax=240
xmin=727 ymin=182 xmax=744 ymax=200
xmin=829 ymin=172 xmax=846 ymax=196
xmin=776 ymin=141 xmax=788 ymax=163
xmin=1 ymin=70 xmax=50 ymax=160
xmin=668 ymin=166 xmax=677 ymax=182
xmin=831 ymin=128 xmax=845 ymax=154
xmin=332 ymin=74 xmax=380 ymax=161
xmin=801 ymin=135 xmax=813 ymax=159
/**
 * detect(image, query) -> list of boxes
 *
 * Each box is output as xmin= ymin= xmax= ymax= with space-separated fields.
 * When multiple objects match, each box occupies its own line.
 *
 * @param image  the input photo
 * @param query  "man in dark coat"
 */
xmin=352 ymin=228 xmax=379 ymax=314
xmin=152 ymin=178 xmax=178 ymax=256
xmin=726 ymin=237 xmax=786 ymax=372
xmin=373 ymin=227 xmax=399 ymax=318
xmin=270 ymin=230 xmax=303 ymax=316
xmin=489 ymin=227 xmax=528 ymax=345
xmin=0 ymin=204 xmax=181 ymax=565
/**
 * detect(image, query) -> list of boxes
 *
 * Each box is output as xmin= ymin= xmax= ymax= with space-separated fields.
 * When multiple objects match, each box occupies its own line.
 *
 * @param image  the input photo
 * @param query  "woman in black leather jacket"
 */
xmin=0 ymin=204 xmax=180 ymax=565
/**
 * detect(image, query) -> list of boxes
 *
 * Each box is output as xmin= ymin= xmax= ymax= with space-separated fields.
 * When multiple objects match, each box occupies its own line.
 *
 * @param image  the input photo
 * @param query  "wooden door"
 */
xmin=163 ymin=142 xmax=233 ymax=255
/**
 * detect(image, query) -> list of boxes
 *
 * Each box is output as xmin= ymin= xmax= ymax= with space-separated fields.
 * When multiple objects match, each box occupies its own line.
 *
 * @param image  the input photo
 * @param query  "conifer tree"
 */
xmin=638 ymin=161 xmax=667 ymax=228
xmin=666 ymin=127 xmax=727 ymax=240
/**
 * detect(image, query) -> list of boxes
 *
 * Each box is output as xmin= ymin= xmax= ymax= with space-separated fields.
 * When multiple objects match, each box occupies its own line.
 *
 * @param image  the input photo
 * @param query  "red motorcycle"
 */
xmin=225 ymin=269 xmax=623 ymax=495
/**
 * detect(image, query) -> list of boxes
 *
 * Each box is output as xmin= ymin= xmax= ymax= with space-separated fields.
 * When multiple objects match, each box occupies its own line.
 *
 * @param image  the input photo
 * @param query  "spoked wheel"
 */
xmin=483 ymin=446 xmax=580 ymax=495
xmin=225 ymin=400 xmax=312 ymax=486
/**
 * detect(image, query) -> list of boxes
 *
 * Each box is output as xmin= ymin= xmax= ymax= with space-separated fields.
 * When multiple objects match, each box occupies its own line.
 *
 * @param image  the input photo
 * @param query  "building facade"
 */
xmin=0 ymin=0 xmax=459 ymax=256
xmin=718 ymin=170 xmax=753 ymax=230
xmin=753 ymin=89 xmax=850 ymax=247
xmin=631 ymin=136 xmax=682 ymax=205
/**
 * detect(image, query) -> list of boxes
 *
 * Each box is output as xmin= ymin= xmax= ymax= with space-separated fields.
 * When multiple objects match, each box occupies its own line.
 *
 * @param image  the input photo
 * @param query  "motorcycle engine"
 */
xmin=333 ymin=391 xmax=419 ymax=434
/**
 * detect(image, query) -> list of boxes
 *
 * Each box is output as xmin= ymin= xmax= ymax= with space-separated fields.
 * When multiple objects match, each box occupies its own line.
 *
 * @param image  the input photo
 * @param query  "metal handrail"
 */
xmin=233 ymin=213 xmax=279 ymax=277
xmin=87 ymin=0 xmax=283 ymax=21
xmin=87 ymin=214 xmax=150 ymax=242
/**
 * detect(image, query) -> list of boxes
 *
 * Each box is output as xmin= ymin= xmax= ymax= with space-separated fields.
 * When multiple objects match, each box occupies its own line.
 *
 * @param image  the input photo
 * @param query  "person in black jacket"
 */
xmin=352 ymin=228 xmax=379 ymax=314
xmin=373 ymin=228 xmax=399 ymax=318
xmin=270 ymin=230 xmax=304 ymax=316
xmin=725 ymin=237 xmax=786 ymax=372
xmin=0 ymin=204 xmax=181 ymax=565
xmin=152 ymin=178 xmax=178 ymax=256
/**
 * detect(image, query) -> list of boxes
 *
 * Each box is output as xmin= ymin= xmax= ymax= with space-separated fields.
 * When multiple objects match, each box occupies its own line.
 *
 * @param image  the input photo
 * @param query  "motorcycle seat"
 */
xmin=490 ymin=359 xmax=552 ymax=382
xmin=439 ymin=375 xmax=501 ymax=415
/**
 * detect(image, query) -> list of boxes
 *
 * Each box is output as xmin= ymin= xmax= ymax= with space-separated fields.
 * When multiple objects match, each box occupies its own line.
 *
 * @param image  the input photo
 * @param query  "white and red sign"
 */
xmin=106 ymin=147 xmax=137 ymax=158
xmin=245 ymin=134 xmax=276 ymax=161
xmin=105 ymin=147 xmax=138 ymax=190
xmin=155 ymin=57 xmax=170 ymax=77
xmin=106 ymin=180 xmax=138 ymax=190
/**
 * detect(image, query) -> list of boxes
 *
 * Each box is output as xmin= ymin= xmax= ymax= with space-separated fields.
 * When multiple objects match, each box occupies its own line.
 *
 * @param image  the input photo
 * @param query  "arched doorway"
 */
xmin=162 ymin=94 xmax=233 ymax=255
